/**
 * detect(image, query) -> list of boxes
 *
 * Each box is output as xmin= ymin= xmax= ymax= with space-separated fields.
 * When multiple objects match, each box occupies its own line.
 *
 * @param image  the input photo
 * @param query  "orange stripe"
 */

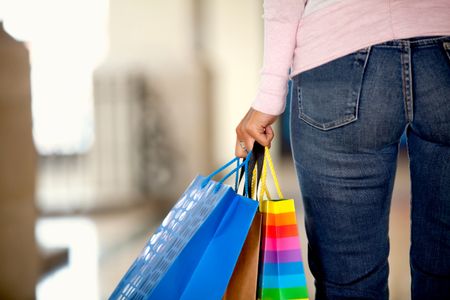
xmin=263 ymin=224 xmax=299 ymax=238
xmin=263 ymin=212 xmax=297 ymax=226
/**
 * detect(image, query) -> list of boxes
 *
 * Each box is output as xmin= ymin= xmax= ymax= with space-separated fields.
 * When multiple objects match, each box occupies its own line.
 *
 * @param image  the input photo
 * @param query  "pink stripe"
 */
xmin=262 ymin=249 xmax=302 ymax=263
xmin=263 ymin=237 xmax=300 ymax=251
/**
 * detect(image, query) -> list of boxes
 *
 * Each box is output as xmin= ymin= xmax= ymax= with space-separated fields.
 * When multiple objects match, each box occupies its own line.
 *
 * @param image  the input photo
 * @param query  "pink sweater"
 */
xmin=252 ymin=0 xmax=450 ymax=115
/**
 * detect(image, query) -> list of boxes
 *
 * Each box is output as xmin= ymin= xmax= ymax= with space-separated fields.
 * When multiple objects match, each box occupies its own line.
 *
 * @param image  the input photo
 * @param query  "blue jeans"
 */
xmin=290 ymin=36 xmax=450 ymax=300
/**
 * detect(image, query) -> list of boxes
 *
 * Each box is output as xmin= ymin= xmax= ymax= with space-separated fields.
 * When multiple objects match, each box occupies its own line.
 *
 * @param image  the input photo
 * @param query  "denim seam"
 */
xmin=443 ymin=42 xmax=450 ymax=64
xmin=400 ymin=44 xmax=414 ymax=124
xmin=407 ymin=45 xmax=414 ymax=122
xmin=356 ymin=46 xmax=372 ymax=124
xmin=374 ymin=36 xmax=450 ymax=48
xmin=410 ymin=35 xmax=450 ymax=46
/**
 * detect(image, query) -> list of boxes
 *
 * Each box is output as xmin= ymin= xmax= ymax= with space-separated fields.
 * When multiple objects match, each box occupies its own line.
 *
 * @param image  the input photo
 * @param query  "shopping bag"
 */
xmin=109 ymin=155 xmax=259 ymax=300
xmin=257 ymin=147 xmax=309 ymax=300
xmin=223 ymin=142 xmax=265 ymax=300
xmin=222 ymin=212 xmax=262 ymax=300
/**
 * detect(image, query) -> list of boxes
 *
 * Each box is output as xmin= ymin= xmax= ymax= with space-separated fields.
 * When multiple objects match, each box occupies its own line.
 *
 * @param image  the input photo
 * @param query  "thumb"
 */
xmin=265 ymin=125 xmax=274 ymax=147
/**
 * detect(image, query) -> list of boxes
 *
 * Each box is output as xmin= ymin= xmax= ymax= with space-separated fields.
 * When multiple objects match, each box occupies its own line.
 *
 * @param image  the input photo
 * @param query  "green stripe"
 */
xmin=258 ymin=286 xmax=309 ymax=299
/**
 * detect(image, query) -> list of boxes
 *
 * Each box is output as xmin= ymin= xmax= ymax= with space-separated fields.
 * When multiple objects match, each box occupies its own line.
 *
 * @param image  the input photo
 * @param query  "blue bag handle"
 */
xmin=229 ymin=154 xmax=251 ymax=196
xmin=201 ymin=151 xmax=253 ymax=194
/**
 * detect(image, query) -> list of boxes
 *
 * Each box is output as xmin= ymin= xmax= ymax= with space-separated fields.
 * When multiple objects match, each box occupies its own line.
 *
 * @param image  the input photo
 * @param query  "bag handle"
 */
xmin=259 ymin=146 xmax=284 ymax=202
xmin=201 ymin=152 xmax=254 ymax=193
xmin=237 ymin=162 xmax=259 ymax=199
xmin=217 ymin=152 xmax=259 ymax=193
xmin=237 ymin=142 xmax=265 ymax=199
xmin=201 ymin=156 xmax=239 ymax=188
xmin=235 ymin=151 xmax=261 ymax=199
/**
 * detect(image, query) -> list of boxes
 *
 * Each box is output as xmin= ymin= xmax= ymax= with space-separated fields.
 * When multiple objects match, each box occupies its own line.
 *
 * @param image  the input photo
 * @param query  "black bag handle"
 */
xmin=238 ymin=142 xmax=265 ymax=199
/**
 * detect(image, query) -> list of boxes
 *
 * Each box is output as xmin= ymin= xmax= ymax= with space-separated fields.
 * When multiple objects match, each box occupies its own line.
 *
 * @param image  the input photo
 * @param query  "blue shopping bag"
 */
xmin=109 ymin=155 xmax=259 ymax=300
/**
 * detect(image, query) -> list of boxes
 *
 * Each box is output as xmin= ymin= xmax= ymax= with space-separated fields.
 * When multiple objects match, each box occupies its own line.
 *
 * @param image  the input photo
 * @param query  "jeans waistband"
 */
xmin=374 ymin=35 xmax=450 ymax=48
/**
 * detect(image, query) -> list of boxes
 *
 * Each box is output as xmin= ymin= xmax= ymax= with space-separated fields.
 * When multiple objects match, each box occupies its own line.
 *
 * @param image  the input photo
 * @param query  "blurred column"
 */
xmin=94 ymin=0 xmax=263 ymax=204
xmin=199 ymin=0 xmax=263 ymax=164
xmin=0 ymin=22 xmax=39 ymax=299
xmin=96 ymin=0 xmax=211 ymax=202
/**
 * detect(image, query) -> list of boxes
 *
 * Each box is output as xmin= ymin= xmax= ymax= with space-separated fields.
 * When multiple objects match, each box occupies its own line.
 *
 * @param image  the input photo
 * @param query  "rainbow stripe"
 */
xmin=258 ymin=199 xmax=309 ymax=300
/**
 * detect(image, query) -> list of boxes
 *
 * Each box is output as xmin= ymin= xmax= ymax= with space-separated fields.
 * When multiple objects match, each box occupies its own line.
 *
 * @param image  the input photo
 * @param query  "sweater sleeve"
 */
xmin=251 ymin=0 xmax=305 ymax=115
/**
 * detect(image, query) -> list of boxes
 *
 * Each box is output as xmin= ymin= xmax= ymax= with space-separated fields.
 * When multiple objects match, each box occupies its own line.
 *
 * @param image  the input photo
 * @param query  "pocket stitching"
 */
xmin=297 ymin=85 xmax=358 ymax=130
xmin=296 ymin=47 xmax=370 ymax=131
xmin=443 ymin=42 xmax=450 ymax=62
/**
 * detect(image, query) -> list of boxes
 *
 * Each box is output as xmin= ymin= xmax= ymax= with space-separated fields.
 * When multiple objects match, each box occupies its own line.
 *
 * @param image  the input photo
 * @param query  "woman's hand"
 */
xmin=235 ymin=108 xmax=278 ymax=157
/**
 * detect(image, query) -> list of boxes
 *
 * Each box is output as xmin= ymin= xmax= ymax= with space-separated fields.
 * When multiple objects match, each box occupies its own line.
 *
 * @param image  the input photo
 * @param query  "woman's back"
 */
xmin=296 ymin=0 xmax=450 ymax=76
xmin=254 ymin=0 xmax=450 ymax=115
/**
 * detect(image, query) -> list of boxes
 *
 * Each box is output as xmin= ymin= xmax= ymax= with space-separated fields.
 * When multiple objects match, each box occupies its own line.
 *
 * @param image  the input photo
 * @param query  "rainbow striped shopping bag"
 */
xmin=257 ymin=147 xmax=309 ymax=300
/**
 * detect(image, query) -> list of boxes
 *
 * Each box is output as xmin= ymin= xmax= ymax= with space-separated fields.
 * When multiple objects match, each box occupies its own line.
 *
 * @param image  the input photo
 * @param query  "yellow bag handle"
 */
xmin=259 ymin=158 xmax=270 ymax=202
xmin=259 ymin=147 xmax=284 ymax=203
xmin=250 ymin=166 xmax=258 ymax=199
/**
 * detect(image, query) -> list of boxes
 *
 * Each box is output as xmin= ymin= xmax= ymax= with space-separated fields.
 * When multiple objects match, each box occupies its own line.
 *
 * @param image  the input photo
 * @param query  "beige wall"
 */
xmin=20 ymin=0 xmax=265 ymax=212
xmin=201 ymin=0 xmax=263 ymax=164
xmin=102 ymin=0 xmax=263 ymax=197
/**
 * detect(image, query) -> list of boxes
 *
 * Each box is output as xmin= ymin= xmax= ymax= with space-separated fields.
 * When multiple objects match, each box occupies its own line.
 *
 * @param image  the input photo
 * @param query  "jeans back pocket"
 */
xmin=295 ymin=47 xmax=371 ymax=131
xmin=443 ymin=41 xmax=450 ymax=64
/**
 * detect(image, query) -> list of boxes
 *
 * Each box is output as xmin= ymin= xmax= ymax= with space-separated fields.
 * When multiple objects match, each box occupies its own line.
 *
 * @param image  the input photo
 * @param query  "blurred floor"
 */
xmin=36 ymin=150 xmax=412 ymax=300
xmin=36 ymin=205 xmax=160 ymax=300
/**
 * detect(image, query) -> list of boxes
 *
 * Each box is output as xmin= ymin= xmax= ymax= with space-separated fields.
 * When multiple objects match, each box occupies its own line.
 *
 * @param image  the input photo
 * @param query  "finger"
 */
xmin=235 ymin=139 xmax=248 ymax=158
xmin=248 ymin=125 xmax=273 ymax=147
xmin=235 ymin=137 xmax=255 ymax=158
xmin=265 ymin=125 xmax=275 ymax=147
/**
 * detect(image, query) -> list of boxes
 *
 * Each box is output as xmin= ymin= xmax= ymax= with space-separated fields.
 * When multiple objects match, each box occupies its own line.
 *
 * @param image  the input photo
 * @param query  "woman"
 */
xmin=235 ymin=0 xmax=450 ymax=299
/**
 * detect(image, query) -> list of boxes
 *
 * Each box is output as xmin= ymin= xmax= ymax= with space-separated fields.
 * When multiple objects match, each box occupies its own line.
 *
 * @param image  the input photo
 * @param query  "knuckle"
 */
xmin=246 ymin=126 xmax=256 ymax=135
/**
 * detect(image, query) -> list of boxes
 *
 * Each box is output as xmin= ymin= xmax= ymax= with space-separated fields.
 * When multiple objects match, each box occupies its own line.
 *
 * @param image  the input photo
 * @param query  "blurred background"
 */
xmin=0 ymin=0 xmax=411 ymax=299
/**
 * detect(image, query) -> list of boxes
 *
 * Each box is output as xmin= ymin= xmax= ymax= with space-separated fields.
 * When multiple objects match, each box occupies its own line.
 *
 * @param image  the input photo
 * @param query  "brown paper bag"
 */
xmin=223 ymin=211 xmax=262 ymax=300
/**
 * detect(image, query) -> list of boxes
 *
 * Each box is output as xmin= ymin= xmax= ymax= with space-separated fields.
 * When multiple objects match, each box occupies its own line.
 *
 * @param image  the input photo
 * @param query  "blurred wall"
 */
xmin=97 ymin=0 xmax=207 ymax=200
xmin=0 ymin=22 xmax=39 ymax=299
xmin=0 ymin=0 xmax=265 ymax=214
xmin=97 ymin=0 xmax=263 ymax=200
xmin=200 ymin=0 xmax=263 ymax=164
